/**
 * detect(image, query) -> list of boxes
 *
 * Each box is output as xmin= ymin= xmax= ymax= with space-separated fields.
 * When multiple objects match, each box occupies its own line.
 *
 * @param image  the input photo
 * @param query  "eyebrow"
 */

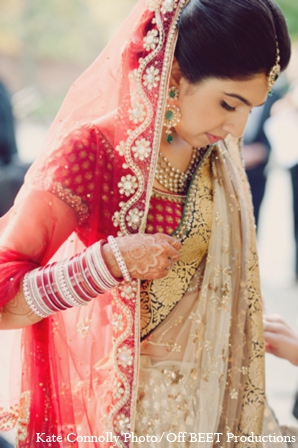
xmin=224 ymin=93 xmax=266 ymax=108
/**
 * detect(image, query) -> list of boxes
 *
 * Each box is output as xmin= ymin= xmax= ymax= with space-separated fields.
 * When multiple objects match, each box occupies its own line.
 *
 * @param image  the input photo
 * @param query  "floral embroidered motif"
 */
xmin=109 ymin=1 xmax=193 ymax=440
xmin=0 ymin=391 xmax=32 ymax=441
xmin=161 ymin=0 xmax=178 ymax=14
xmin=17 ymin=391 xmax=31 ymax=442
xmin=132 ymin=139 xmax=152 ymax=161
xmin=117 ymin=345 xmax=133 ymax=368
xmin=112 ymin=314 xmax=124 ymax=332
xmin=129 ymin=103 xmax=146 ymax=124
xmin=112 ymin=211 xmax=120 ymax=227
xmin=118 ymin=281 xmax=138 ymax=300
xmin=143 ymin=29 xmax=159 ymax=51
xmin=241 ymin=366 xmax=248 ymax=375
xmin=113 ymin=380 xmax=125 ymax=399
xmin=0 ymin=404 xmax=19 ymax=432
xmin=116 ymin=141 xmax=126 ymax=157
xmin=128 ymin=69 xmax=139 ymax=85
xmin=115 ymin=413 xmax=130 ymax=434
xmin=161 ymin=366 xmax=184 ymax=385
xmin=50 ymin=182 xmax=89 ymax=224
xmin=76 ymin=318 xmax=92 ymax=338
xmin=230 ymin=389 xmax=238 ymax=400
xmin=126 ymin=208 xmax=144 ymax=230
xmin=146 ymin=0 xmax=160 ymax=11
xmin=118 ymin=175 xmax=138 ymax=197
xmin=143 ymin=66 xmax=160 ymax=90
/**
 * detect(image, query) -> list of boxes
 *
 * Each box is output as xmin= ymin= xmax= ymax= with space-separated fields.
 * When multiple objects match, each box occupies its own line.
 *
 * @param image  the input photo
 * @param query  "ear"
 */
xmin=169 ymin=57 xmax=183 ymax=87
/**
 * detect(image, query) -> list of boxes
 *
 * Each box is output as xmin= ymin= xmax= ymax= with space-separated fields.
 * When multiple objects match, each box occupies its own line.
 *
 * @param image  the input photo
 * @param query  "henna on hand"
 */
xmin=2 ymin=291 xmax=41 ymax=326
xmin=102 ymin=233 xmax=181 ymax=281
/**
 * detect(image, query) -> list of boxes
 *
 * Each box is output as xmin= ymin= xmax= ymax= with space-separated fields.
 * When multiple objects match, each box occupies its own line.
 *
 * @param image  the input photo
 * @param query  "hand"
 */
xmin=102 ymin=233 xmax=182 ymax=280
xmin=242 ymin=143 xmax=268 ymax=170
xmin=263 ymin=314 xmax=298 ymax=366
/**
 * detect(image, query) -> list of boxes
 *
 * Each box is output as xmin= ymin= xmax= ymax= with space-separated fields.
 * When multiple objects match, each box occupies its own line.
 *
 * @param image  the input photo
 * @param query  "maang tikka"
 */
xmin=268 ymin=39 xmax=281 ymax=96
xmin=164 ymin=86 xmax=181 ymax=144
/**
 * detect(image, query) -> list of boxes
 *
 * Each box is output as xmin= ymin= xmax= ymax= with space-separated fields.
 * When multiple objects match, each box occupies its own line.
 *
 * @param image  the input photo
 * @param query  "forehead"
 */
xmin=183 ymin=73 xmax=268 ymax=107
xmin=197 ymin=74 xmax=269 ymax=106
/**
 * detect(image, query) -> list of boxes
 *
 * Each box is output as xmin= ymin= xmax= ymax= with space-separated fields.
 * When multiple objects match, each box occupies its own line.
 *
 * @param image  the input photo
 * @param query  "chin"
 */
xmin=174 ymin=128 xmax=208 ymax=149
xmin=178 ymin=134 xmax=206 ymax=149
xmin=192 ymin=136 xmax=209 ymax=148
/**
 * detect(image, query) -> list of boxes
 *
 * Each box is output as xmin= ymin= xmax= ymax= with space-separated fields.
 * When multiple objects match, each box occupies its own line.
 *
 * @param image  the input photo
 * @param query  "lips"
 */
xmin=206 ymin=133 xmax=223 ymax=144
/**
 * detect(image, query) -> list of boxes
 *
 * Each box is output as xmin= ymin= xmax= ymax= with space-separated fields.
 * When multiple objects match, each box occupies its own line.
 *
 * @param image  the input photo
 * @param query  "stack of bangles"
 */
xmin=23 ymin=236 xmax=132 ymax=318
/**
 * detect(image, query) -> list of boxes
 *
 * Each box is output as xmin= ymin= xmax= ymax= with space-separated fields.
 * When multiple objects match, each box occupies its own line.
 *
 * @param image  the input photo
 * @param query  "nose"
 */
xmin=223 ymin=111 xmax=250 ymax=139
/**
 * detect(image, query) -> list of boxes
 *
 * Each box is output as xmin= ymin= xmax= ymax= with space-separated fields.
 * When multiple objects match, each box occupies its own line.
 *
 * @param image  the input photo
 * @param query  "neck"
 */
xmin=160 ymin=128 xmax=192 ymax=155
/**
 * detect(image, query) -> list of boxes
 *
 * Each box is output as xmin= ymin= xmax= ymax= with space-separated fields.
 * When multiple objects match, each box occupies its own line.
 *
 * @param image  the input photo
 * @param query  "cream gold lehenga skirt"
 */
xmin=134 ymin=356 xmax=201 ymax=447
xmin=131 ymin=279 xmax=292 ymax=448
xmin=134 ymin=280 xmax=227 ymax=448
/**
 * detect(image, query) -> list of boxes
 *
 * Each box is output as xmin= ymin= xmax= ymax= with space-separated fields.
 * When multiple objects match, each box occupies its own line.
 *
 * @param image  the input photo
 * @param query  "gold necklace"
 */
xmin=155 ymin=146 xmax=208 ymax=194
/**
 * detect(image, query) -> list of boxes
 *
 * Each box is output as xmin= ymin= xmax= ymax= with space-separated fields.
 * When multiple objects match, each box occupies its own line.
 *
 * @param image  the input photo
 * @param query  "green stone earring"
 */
xmin=164 ymin=87 xmax=181 ymax=143
xmin=168 ymin=86 xmax=179 ymax=100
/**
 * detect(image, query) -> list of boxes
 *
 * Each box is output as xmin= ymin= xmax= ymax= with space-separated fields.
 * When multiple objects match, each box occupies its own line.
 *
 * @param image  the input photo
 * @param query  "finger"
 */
xmin=163 ymin=244 xmax=180 ymax=262
xmin=169 ymin=238 xmax=182 ymax=250
xmin=265 ymin=342 xmax=273 ymax=351
xmin=166 ymin=257 xmax=174 ymax=270
xmin=263 ymin=314 xmax=286 ymax=325
xmin=153 ymin=233 xmax=182 ymax=249
xmin=265 ymin=344 xmax=276 ymax=355
xmin=263 ymin=321 xmax=284 ymax=334
xmin=264 ymin=330 xmax=284 ymax=346
xmin=150 ymin=268 xmax=169 ymax=280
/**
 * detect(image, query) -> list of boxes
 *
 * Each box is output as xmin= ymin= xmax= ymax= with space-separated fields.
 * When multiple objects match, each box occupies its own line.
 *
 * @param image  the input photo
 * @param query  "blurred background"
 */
xmin=1 ymin=0 xmax=298 ymax=445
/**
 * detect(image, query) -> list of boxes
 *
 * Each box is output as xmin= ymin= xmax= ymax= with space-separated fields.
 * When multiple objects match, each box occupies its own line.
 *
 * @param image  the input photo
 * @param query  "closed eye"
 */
xmin=221 ymin=100 xmax=236 ymax=112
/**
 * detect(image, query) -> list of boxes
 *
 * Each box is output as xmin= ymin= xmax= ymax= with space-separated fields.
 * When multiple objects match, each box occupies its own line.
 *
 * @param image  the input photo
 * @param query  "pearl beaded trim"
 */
xmin=155 ymin=146 xmax=209 ymax=194
xmin=107 ymin=236 xmax=132 ymax=282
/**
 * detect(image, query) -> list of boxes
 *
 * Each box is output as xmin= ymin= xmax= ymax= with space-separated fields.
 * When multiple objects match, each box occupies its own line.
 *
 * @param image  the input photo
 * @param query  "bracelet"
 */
xmin=22 ymin=239 xmax=121 ymax=318
xmin=107 ymin=236 xmax=131 ymax=282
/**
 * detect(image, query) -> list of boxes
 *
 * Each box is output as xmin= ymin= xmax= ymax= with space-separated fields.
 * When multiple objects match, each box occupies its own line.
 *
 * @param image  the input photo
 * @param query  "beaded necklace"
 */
xmin=155 ymin=146 xmax=209 ymax=194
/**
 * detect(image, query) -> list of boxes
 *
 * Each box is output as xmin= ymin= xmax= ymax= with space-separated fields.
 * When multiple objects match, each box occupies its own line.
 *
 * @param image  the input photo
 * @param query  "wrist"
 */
xmin=101 ymin=242 xmax=122 ymax=279
xmin=290 ymin=343 xmax=298 ymax=366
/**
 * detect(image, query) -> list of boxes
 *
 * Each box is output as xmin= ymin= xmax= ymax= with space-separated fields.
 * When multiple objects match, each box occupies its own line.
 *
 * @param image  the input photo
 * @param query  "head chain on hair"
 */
xmin=261 ymin=0 xmax=281 ymax=91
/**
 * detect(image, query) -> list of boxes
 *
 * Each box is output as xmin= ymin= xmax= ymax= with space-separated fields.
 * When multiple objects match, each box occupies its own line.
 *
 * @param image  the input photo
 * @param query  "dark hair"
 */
xmin=175 ymin=0 xmax=291 ymax=83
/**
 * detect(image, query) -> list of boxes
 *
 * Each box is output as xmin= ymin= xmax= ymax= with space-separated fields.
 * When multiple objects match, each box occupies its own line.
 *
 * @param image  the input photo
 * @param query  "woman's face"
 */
xmin=171 ymin=70 xmax=268 ymax=148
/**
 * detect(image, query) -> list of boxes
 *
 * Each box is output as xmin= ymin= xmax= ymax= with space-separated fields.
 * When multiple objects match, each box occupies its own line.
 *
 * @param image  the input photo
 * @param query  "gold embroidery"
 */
xmin=50 ymin=182 xmax=89 ymax=223
xmin=140 ymin=154 xmax=213 ymax=339
xmin=151 ymin=188 xmax=186 ymax=204
xmin=16 ymin=391 xmax=31 ymax=442
xmin=162 ymin=366 xmax=184 ymax=385
xmin=146 ymin=316 xmax=184 ymax=352
xmin=77 ymin=318 xmax=92 ymax=338
xmin=0 ymin=391 xmax=31 ymax=442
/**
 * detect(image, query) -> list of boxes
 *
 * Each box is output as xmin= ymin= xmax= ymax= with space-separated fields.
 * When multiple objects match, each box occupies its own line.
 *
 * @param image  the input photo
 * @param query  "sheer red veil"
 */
xmin=0 ymin=1 xmax=192 ymax=446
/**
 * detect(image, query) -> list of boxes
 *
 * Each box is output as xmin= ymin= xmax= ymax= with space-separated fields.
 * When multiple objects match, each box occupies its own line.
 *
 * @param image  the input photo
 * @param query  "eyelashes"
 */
xmin=221 ymin=100 xmax=236 ymax=112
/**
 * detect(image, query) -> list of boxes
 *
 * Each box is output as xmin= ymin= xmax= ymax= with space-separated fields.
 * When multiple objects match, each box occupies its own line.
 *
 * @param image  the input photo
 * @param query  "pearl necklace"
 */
xmin=155 ymin=146 xmax=209 ymax=194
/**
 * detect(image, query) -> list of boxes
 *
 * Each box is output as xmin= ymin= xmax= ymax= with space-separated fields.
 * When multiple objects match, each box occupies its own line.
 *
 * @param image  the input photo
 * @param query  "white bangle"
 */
xmin=107 ymin=236 xmax=131 ymax=282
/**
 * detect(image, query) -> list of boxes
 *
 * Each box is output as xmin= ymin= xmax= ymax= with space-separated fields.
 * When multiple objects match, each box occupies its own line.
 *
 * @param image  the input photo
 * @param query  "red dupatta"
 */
xmin=0 ymin=1 xmax=191 ymax=446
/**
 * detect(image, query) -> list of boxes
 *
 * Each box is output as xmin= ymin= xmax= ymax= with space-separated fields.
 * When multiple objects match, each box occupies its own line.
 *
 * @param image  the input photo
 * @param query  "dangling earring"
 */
xmin=164 ymin=86 xmax=181 ymax=144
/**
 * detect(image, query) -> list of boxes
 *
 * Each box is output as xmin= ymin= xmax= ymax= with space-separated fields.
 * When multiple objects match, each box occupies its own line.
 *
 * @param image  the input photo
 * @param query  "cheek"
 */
xmin=178 ymin=103 xmax=203 ymax=131
xmin=179 ymin=108 xmax=215 ymax=135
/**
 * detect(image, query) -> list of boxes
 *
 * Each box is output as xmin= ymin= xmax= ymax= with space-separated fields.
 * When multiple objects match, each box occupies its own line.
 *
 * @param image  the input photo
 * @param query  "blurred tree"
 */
xmin=0 ymin=0 xmax=136 ymax=65
xmin=0 ymin=0 xmax=295 ymax=119
xmin=276 ymin=0 xmax=298 ymax=37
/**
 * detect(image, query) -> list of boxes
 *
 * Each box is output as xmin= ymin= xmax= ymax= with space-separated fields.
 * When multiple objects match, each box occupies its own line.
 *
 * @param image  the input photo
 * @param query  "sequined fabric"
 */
xmin=135 ymin=357 xmax=200 ymax=447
